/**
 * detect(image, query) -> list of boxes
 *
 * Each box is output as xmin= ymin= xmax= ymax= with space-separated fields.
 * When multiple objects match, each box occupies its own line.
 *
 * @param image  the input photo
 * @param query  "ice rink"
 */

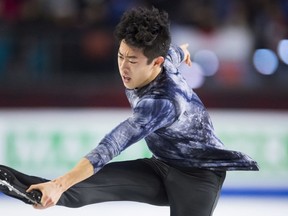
xmin=1 ymin=196 xmax=287 ymax=216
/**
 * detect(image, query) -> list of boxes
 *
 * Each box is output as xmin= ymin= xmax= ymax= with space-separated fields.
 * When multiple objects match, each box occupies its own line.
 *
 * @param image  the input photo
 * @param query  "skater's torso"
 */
xmin=85 ymin=45 xmax=258 ymax=173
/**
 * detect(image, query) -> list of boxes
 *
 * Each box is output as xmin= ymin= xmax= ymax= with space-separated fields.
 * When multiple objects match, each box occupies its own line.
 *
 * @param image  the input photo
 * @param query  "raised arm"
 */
xmin=165 ymin=44 xmax=191 ymax=68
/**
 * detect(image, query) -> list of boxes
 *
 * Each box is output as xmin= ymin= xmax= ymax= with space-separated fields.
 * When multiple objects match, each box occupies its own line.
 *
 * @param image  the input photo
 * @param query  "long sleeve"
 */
xmin=164 ymin=44 xmax=185 ymax=69
xmin=85 ymin=98 xmax=176 ymax=173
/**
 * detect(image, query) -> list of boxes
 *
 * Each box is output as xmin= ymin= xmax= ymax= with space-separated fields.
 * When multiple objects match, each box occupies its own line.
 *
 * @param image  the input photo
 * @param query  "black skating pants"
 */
xmin=7 ymin=158 xmax=226 ymax=216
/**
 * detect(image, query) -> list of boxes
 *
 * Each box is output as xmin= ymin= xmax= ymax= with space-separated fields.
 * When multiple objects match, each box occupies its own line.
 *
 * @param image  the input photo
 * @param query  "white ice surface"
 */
xmin=1 ymin=196 xmax=287 ymax=216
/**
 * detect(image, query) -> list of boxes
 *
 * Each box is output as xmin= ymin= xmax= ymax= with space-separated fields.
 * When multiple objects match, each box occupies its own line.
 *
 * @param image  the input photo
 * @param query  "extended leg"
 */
xmin=57 ymin=159 xmax=169 ymax=208
xmin=0 ymin=165 xmax=48 ymax=204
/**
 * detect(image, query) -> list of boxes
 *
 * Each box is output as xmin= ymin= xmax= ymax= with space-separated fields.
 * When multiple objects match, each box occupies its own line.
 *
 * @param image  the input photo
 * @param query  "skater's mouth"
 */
xmin=122 ymin=75 xmax=131 ymax=83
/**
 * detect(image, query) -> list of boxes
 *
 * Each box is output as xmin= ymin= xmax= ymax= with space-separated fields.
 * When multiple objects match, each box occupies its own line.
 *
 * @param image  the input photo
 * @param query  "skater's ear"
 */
xmin=152 ymin=56 xmax=164 ymax=67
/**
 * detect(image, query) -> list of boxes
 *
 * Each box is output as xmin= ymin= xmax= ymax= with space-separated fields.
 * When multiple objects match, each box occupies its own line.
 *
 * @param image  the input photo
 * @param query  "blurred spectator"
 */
xmin=0 ymin=0 xmax=26 ymax=23
xmin=0 ymin=0 xmax=287 ymax=108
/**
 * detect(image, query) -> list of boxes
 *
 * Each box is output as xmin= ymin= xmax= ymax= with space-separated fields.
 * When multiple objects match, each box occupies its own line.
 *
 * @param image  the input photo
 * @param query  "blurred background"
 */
xmin=0 ymin=0 xmax=287 ymax=108
xmin=0 ymin=0 xmax=287 ymax=215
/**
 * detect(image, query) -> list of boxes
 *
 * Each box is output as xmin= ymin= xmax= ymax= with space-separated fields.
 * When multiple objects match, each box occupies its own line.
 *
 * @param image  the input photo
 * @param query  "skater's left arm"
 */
xmin=165 ymin=43 xmax=191 ymax=68
xmin=180 ymin=43 xmax=192 ymax=66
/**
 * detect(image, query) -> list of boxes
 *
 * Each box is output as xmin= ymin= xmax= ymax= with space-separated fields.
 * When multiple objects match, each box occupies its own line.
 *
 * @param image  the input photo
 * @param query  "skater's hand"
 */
xmin=26 ymin=158 xmax=94 ymax=209
xmin=27 ymin=180 xmax=64 ymax=209
xmin=180 ymin=43 xmax=192 ymax=66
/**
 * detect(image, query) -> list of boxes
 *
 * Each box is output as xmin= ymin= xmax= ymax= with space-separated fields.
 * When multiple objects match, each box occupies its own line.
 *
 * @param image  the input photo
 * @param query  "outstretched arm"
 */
xmin=27 ymin=98 xmax=176 ymax=209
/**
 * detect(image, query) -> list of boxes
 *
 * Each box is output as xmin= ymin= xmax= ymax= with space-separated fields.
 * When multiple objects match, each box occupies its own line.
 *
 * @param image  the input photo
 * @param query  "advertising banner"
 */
xmin=0 ymin=109 xmax=287 ymax=195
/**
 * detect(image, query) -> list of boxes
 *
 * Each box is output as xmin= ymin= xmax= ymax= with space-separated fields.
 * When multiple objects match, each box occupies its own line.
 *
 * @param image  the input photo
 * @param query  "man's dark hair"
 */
xmin=114 ymin=7 xmax=171 ymax=64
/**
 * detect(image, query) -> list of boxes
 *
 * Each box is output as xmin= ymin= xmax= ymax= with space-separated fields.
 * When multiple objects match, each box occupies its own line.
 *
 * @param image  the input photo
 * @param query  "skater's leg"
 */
xmin=164 ymin=167 xmax=226 ymax=216
xmin=0 ymin=165 xmax=48 ymax=204
xmin=1 ymin=165 xmax=48 ymax=185
xmin=57 ymin=159 xmax=169 ymax=208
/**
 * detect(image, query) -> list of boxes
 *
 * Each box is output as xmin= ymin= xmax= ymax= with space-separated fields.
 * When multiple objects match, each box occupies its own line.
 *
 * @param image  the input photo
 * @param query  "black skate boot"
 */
xmin=0 ymin=165 xmax=42 ymax=205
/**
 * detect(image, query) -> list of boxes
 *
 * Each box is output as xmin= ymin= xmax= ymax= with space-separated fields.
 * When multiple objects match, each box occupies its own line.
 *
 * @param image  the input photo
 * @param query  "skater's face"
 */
xmin=117 ymin=40 xmax=164 ymax=89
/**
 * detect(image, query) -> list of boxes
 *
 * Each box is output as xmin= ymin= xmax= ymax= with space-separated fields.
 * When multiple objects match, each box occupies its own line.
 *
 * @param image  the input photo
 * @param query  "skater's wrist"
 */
xmin=52 ymin=158 xmax=94 ymax=192
xmin=51 ymin=178 xmax=67 ymax=193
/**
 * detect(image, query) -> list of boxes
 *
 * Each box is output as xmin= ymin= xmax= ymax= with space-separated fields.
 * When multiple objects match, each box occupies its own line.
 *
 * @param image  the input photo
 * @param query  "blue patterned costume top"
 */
xmin=86 ymin=45 xmax=259 ymax=174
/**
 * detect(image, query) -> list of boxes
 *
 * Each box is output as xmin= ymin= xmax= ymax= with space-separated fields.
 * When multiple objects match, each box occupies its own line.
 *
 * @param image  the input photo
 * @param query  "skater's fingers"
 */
xmin=33 ymin=203 xmax=45 ymax=209
xmin=26 ymin=184 xmax=40 ymax=192
xmin=179 ymin=43 xmax=192 ymax=66
xmin=180 ymin=43 xmax=189 ymax=49
xmin=185 ymin=55 xmax=192 ymax=66
xmin=40 ymin=196 xmax=56 ymax=209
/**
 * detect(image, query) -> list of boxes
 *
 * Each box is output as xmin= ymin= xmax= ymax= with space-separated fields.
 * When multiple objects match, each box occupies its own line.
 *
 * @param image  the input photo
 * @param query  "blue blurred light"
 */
xmin=193 ymin=50 xmax=219 ymax=76
xmin=277 ymin=39 xmax=288 ymax=65
xmin=180 ymin=62 xmax=205 ymax=89
xmin=253 ymin=49 xmax=278 ymax=75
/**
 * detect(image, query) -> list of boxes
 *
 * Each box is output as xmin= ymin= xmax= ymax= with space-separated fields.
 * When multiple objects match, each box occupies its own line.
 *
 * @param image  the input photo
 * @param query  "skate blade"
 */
xmin=0 ymin=179 xmax=40 ymax=205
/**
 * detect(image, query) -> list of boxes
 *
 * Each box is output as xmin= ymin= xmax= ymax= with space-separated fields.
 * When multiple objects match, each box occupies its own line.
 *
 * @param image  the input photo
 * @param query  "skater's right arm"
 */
xmin=27 ymin=157 xmax=93 ymax=209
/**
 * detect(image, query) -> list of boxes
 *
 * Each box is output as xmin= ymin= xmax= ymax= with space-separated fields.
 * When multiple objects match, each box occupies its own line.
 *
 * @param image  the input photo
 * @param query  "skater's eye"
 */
xmin=128 ymin=60 xmax=137 ymax=64
xmin=118 ymin=54 xmax=137 ymax=64
xmin=118 ymin=55 xmax=124 ymax=60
